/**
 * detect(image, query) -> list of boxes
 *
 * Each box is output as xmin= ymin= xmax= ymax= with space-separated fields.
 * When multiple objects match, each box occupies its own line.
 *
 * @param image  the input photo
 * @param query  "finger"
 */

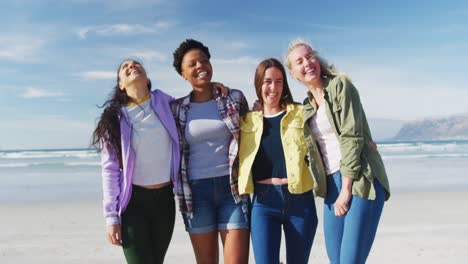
xmin=342 ymin=204 xmax=349 ymax=212
xmin=115 ymin=231 xmax=122 ymax=246
xmin=109 ymin=234 xmax=116 ymax=245
xmin=335 ymin=204 xmax=345 ymax=217
xmin=334 ymin=204 xmax=341 ymax=216
xmin=335 ymin=208 xmax=342 ymax=217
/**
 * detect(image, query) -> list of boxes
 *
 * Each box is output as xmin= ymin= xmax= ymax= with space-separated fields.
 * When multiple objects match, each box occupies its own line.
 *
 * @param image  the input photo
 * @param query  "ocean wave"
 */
xmin=382 ymin=153 xmax=468 ymax=160
xmin=378 ymin=141 xmax=466 ymax=152
xmin=0 ymin=161 xmax=100 ymax=168
xmin=0 ymin=149 xmax=99 ymax=159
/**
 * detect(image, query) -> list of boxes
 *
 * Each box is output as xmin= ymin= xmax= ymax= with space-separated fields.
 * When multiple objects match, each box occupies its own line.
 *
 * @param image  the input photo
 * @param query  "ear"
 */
xmin=181 ymin=71 xmax=188 ymax=81
xmin=119 ymin=83 xmax=125 ymax=91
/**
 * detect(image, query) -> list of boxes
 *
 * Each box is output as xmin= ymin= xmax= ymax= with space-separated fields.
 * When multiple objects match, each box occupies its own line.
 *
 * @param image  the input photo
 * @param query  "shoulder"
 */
xmin=326 ymin=74 xmax=359 ymax=99
xmin=286 ymin=103 xmax=304 ymax=114
xmin=152 ymin=89 xmax=174 ymax=103
xmin=327 ymin=74 xmax=350 ymax=88
xmin=241 ymin=111 xmax=261 ymax=126
xmin=227 ymin=89 xmax=246 ymax=101
xmin=170 ymin=94 xmax=190 ymax=107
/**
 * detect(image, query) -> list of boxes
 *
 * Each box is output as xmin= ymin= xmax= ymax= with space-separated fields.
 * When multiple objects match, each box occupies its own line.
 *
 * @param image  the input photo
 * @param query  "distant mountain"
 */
xmin=393 ymin=114 xmax=468 ymax=141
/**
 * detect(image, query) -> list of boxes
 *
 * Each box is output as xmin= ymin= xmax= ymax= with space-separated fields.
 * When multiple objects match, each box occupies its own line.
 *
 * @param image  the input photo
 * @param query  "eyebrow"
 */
xmin=264 ymin=77 xmax=283 ymax=81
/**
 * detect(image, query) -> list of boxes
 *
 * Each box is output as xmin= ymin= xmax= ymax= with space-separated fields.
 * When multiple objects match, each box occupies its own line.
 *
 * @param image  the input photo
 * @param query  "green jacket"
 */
xmin=303 ymin=74 xmax=390 ymax=201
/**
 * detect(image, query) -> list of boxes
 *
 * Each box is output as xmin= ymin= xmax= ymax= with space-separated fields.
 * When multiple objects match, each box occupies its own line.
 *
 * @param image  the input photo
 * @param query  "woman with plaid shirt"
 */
xmin=171 ymin=39 xmax=250 ymax=264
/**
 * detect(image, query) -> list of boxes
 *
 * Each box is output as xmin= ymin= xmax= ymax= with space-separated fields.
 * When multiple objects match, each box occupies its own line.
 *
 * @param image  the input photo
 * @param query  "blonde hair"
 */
xmin=285 ymin=38 xmax=338 ymax=79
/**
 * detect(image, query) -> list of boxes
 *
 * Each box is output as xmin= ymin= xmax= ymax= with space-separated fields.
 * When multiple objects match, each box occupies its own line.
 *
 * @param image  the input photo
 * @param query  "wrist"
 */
xmin=340 ymin=188 xmax=352 ymax=194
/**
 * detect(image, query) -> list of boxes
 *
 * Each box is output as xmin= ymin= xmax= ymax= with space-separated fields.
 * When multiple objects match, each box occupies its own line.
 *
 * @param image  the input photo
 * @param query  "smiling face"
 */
xmin=261 ymin=67 xmax=284 ymax=109
xmin=118 ymin=60 xmax=148 ymax=90
xmin=180 ymin=49 xmax=213 ymax=88
xmin=288 ymin=45 xmax=322 ymax=86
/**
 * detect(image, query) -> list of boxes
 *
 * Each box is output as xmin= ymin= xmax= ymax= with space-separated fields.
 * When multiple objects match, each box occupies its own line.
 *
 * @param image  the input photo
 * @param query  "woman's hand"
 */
xmin=252 ymin=100 xmax=263 ymax=111
xmin=334 ymin=175 xmax=353 ymax=217
xmin=369 ymin=140 xmax=378 ymax=151
xmin=334 ymin=189 xmax=352 ymax=216
xmin=106 ymin=224 xmax=122 ymax=246
xmin=212 ymin=82 xmax=230 ymax=97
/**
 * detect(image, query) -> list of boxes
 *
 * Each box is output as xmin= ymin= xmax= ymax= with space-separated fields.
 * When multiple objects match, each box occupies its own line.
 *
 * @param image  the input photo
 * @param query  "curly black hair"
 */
xmin=173 ymin=39 xmax=211 ymax=75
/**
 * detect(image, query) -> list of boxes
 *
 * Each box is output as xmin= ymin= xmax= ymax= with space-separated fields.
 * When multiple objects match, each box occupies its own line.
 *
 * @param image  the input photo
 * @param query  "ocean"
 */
xmin=1 ymin=140 xmax=467 ymax=202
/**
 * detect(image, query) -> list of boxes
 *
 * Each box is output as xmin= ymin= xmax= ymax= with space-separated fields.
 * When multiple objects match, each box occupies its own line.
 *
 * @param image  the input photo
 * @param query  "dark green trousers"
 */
xmin=121 ymin=184 xmax=175 ymax=264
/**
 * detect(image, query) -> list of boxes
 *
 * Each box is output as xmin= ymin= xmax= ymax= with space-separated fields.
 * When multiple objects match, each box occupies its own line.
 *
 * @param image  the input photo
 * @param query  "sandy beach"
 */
xmin=1 ymin=190 xmax=467 ymax=263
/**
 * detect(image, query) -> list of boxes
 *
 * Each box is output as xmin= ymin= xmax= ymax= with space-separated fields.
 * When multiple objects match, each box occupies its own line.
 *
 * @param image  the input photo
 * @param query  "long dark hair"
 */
xmin=254 ymin=58 xmax=295 ymax=109
xmin=91 ymin=60 xmax=151 ymax=166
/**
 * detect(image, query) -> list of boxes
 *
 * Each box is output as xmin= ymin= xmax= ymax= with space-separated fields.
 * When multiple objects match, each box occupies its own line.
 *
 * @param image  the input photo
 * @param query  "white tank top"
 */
xmin=310 ymin=103 xmax=342 ymax=175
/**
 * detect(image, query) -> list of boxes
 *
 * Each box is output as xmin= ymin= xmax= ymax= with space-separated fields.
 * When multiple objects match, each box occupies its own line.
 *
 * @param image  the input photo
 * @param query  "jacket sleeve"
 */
xmin=335 ymin=76 xmax=365 ymax=180
xmin=100 ymin=140 xmax=122 ymax=226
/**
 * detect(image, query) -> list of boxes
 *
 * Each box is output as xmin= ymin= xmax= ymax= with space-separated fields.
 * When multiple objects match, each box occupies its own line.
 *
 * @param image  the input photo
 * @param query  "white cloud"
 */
xmin=232 ymin=42 xmax=248 ymax=49
xmin=78 ymin=71 xmax=115 ymax=80
xmin=20 ymin=87 xmax=64 ymax=98
xmin=128 ymin=50 xmax=168 ymax=62
xmin=0 ymin=35 xmax=44 ymax=62
xmin=213 ymin=56 xmax=260 ymax=65
xmin=77 ymin=22 xmax=173 ymax=39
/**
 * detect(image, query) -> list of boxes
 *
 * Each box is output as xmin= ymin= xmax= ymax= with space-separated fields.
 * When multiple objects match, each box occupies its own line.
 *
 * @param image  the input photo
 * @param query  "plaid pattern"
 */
xmin=170 ymin=88 xmax=249 ymax=216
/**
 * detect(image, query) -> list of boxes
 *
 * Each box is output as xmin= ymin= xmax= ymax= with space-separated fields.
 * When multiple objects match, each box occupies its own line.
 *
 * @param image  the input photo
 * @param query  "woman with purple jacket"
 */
xmin=92 ymin=60 xmax=180 ymax=264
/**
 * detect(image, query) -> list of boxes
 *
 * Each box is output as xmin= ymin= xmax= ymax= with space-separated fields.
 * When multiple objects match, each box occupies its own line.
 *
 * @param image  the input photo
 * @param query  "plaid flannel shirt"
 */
xmin=170 ymin=88 xmax=249 ymax=216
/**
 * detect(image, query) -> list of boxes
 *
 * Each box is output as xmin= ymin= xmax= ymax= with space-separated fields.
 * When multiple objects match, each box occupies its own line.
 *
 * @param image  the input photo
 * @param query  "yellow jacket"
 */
xmin=238 ymin=103 xmax=315 ymax=195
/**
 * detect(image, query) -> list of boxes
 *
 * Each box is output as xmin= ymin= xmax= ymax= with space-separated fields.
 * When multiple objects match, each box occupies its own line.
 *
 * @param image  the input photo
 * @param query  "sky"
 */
xmin=1 ymin=0 xmax=468 ymax=150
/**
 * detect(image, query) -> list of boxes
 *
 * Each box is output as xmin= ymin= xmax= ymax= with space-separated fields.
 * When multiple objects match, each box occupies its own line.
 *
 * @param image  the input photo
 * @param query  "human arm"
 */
xmin=212 ymin=82 xmax=229 ymax=97
xmin=252 ymin=100 xmax=263 ymax=111
xmin=334 ymin=76 xmax=365 ymax=180
xmin=100 ymin=140 xmax=122 ymax=228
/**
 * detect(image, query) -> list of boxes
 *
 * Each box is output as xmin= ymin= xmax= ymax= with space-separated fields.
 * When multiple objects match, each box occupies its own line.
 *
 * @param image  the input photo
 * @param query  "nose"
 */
xmin=303 ymin=57 xmax=312 ymax=68
xmin=271 ymin=82 xmax=281 ymax=91
xmin=195 ymin=61 xmax=203 ymax=69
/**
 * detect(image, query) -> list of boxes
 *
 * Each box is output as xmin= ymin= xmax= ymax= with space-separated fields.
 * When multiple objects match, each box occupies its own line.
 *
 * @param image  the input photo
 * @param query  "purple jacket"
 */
xmin=101 ymin=89 xmax=180 ymax=226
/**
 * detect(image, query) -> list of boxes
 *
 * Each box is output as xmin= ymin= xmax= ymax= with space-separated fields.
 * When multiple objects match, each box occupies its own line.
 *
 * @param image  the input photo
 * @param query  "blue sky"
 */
xmin=1 ymin=0 xmax=468 ymax=149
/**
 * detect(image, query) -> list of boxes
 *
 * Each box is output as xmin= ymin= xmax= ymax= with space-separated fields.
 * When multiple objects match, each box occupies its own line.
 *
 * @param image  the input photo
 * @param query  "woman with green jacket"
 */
xmin=285 ymin=39 xmax=391 ymax=264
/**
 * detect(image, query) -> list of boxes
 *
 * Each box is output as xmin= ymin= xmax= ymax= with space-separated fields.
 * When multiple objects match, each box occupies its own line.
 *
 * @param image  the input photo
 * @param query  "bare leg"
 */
xmin=220 ymin=229 xmax=250 ymax=264
xmin=189 ymin=231 xmax=219 ymax=264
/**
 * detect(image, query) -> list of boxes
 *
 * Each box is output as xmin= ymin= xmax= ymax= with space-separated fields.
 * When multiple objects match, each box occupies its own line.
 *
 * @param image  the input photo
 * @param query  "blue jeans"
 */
xmin=324 ymin=170 xmax=385 ymax=264
xmin=182 ymin=175 xmax=250 ymax=234
xmin=251 ymin=183 xmax=318 ymax=264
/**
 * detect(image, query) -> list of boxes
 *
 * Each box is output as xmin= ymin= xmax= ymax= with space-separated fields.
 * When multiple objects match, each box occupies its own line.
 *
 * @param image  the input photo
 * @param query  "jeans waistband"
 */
xmin=132 ymin=183 xmax=173 ymax=194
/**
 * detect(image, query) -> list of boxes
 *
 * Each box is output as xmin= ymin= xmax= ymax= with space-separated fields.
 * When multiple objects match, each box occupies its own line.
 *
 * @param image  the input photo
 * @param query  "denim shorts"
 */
xmin=182 ymin=175 xmax=250 ymax=234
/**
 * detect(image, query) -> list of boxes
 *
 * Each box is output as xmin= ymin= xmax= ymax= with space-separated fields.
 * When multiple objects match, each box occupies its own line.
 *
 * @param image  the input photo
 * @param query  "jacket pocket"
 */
xmin=332 ymin=103 xmax=342 ymax=113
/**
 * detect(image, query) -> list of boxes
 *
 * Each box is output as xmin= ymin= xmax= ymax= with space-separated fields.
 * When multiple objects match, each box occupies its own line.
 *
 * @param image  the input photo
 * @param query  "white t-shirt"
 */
xmin=125 ymin=96 xmax=172 ymax=185
xmin=310 ymin=103 xmax=342 ymax=175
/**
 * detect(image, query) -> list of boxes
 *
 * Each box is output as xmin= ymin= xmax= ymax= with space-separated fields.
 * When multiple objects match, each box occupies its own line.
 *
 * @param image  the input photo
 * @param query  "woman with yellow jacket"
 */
xmin=238 ymin=58 xmax=317 ymax=264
